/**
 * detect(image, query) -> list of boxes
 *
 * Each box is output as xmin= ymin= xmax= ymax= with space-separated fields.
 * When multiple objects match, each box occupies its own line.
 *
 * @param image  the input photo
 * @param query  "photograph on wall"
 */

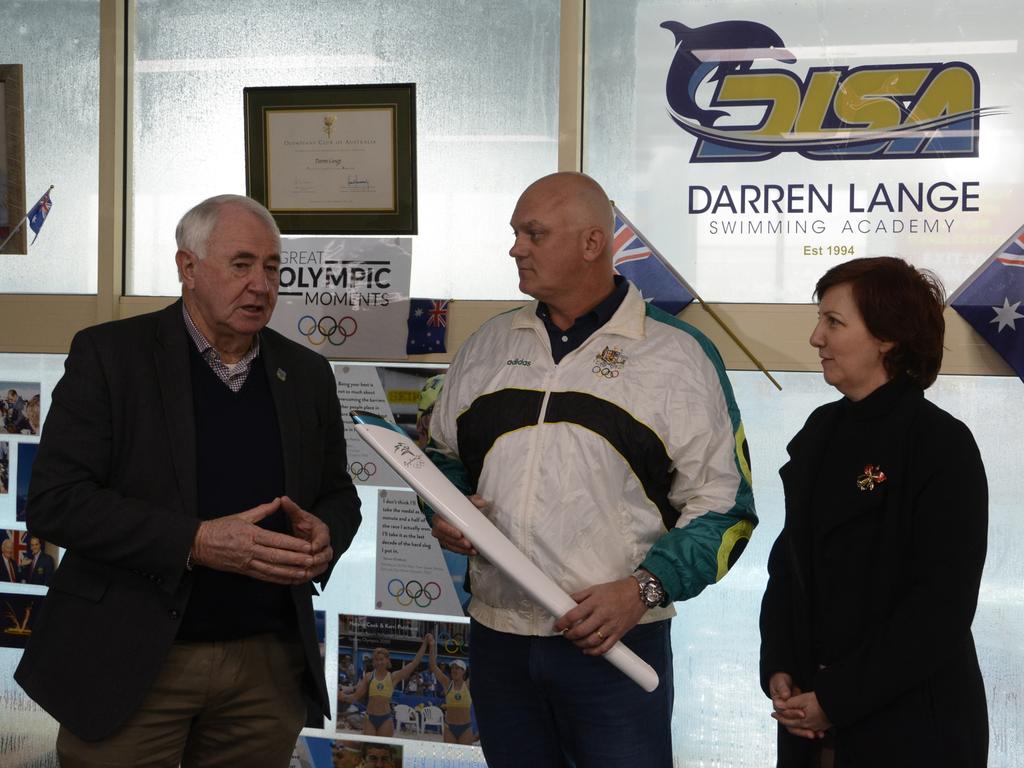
xmin=1 ymin=381 xmax=41 ymax=435
xmin=15 ymin=441 xmax=37 ymax=522
xmin=269 ymin=236 xmax=411 ymax=360
xmin=336 ymin=614 xmax=476 ymax=746
xmin=1 ymin=528 xmax=58 ymax=585
xmin=292 ymin=736 xmax=404 ymax=768
xmin=0 ymin=591 xmax=41 ymax=649
xmin=374 ymin=366 xmax=445 ymax=446
xmin=0 ymin=440 xmax=8 ymax=493
xmin=375 ymin=489 xmax=468 ymax=618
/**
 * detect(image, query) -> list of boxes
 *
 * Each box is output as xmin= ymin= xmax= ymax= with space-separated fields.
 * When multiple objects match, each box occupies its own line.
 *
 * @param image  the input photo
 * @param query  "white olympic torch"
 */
xmin=350 ymin=410 xmax=660 ymax=693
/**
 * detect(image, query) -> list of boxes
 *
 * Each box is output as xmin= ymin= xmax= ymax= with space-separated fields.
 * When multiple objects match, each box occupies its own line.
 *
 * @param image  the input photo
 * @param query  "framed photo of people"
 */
xmin=292 ymin=736 xmax=404 ymax=767
xmin=1 ymin=529 xmax=59 ymax=586
xmin=336 ymin=614 xmax=477 ymax=746
xmin=0 ymin=64 xmax=26 ymax=255
xmin=244 ymin=83 xmax=417 ymax=235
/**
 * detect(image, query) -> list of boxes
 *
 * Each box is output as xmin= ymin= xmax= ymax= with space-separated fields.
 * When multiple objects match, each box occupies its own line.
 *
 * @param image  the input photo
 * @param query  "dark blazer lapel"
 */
xmin=260 ymin=333 xmax=332 ymax=707
xmin=776 ymin=403 xmax=843 ymax=682
xmin=154 ymin=300 xmax=198 ymax=517
xmin=780 ymin=404 xmax=843 ymax=593
xmin=781 ymin=404 xmax=841 ymax=531
xmin=260 ymin=332 xmax=302 ymax=499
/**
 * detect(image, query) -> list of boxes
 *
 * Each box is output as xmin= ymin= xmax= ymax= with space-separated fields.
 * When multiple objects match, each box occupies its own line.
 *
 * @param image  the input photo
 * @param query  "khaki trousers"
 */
xmin=56 ymin=633 xmax=307 ymax=768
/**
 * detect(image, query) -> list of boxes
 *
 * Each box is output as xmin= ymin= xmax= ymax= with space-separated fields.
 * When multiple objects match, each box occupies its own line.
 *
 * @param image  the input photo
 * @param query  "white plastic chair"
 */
xmin=421 ymin=705 xmax=445 ymax=735
xmin=394 ymin=703 xmax=421 ymax=733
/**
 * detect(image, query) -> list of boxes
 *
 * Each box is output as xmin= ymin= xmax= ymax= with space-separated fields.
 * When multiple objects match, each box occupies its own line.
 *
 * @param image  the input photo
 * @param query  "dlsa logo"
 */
xmin=661 ymin=19 xmax=995 ymax=162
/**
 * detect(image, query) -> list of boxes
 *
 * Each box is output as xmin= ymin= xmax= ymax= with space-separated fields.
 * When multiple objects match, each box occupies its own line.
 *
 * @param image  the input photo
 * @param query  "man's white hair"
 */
xmin=174 ymin=194 xmax=280 ymax=260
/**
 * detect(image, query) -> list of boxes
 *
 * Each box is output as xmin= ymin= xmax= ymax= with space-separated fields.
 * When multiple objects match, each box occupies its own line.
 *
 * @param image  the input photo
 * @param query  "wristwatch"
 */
xmin=632 ymin=569 xmax=666 ymax=610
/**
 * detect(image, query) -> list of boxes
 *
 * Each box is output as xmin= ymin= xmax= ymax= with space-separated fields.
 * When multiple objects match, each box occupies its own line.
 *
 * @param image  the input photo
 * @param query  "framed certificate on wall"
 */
xmin=244 ymin=83 xmax=416 ymax=235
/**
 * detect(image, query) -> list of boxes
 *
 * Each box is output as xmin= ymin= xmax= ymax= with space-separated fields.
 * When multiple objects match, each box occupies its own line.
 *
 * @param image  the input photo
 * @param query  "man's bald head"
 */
xmin=509 ymin=172 xmax=618 ymax=327
xmin=518 ymin=172 xmax=614 ymax=259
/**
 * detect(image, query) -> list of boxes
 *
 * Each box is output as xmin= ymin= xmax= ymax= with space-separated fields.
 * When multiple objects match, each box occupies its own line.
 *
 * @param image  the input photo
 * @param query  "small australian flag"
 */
xmin=28 ymin=190 xmax=53 ymax=245
xmin=407 ymin=298 xmax=451 ymax=354
xmin=949 ymin=224 xmax=1024 ymax=382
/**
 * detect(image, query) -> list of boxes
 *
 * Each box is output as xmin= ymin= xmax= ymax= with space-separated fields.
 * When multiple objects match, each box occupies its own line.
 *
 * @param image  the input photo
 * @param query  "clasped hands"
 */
xmin=768 ymin=672 xmax=832 ymax=740
xmin=430 ymin=494 xmax=646 ymax=656
xmin=191 ymin=495 xmax=332 ymax=585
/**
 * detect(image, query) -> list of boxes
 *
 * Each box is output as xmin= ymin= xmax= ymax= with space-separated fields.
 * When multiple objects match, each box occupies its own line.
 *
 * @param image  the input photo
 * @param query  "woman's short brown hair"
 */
xmin=814 ymin=257 xmax=945 ymax=389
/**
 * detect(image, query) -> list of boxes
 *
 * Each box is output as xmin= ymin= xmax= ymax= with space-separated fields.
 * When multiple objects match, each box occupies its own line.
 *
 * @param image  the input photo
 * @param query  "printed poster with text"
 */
xmin=332 ymin=364 xmax=405 ymax=488
xmin=590 ymin=2 xmax=1024 ymax=301
xmin=375 ymin=489 xmax=468 ymax=617
xmin=270 ymin=236 xmax=411 ymax=359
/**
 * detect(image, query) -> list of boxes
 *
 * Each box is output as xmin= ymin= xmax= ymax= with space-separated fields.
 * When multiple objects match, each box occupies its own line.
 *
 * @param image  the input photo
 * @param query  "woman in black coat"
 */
xmin=759 ymin=257 xmax=988 ymax=767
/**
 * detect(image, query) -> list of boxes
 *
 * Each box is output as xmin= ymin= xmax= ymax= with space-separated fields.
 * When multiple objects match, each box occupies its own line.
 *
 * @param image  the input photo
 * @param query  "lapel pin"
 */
xmin=856 ymin=464 xmax=887 ymax=491
xmin=277 ymin=368 xmax=287 ymax=382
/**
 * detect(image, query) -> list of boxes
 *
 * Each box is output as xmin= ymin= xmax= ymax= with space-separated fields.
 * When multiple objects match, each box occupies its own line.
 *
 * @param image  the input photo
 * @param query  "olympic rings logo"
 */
xmin=297 ymin=314 xmax=358 ymax=346
xmin=592 ymin=365 xmax=620 ymax=378
xmin=435 ymin=630 xmax=469 ymax=655
xmin=387 ymin=578 xmax=441 ymax=607
xmin=349 ymin=461 xmax=377 ymax=481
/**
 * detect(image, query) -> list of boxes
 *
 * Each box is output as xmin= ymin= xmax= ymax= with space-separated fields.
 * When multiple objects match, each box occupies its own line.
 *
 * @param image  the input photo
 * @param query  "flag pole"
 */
xmin=688 ymin=287 xmax=782 ymax=390
xmin=613 ymin=206 xmax=782 ymax=390
xmin=0 ymin=217 xmax=28 ymax=252
xmin=0 ymin=185 xmax=54 ymax=252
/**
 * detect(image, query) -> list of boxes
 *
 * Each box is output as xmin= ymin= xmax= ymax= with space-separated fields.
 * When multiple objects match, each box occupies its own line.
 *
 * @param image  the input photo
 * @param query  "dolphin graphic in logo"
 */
xmin=660 ymin=19 xmax=991 ymax=162
xmin=660 ymin=20 xmax=796 ymax=127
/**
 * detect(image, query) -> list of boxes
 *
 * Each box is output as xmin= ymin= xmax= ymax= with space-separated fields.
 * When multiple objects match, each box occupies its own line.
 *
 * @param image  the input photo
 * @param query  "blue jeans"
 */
xmin=469 ymin=618 xmax=674 ymax=768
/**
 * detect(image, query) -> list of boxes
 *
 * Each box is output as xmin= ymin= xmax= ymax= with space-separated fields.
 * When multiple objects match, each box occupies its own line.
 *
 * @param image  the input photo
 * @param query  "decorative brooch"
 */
xmin=856 ymin=464 xmax=887 ymax=491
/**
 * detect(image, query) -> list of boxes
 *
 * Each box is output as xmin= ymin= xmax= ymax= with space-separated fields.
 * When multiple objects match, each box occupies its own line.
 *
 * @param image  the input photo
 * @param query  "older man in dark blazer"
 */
xmin=15 ymin=194 xmax=362 ymax=767
xmin=1 ymin=538 xmax=20 ymax=582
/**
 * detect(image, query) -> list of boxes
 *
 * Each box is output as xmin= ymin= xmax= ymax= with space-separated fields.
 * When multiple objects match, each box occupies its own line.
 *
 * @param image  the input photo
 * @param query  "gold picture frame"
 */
xmin=0 ymin=64 xmax=26 ymax=255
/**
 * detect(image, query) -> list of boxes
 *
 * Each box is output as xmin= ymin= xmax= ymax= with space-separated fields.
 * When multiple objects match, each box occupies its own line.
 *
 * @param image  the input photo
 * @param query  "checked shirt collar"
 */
xmin=182 ymin=304 xmax=260 ymax=392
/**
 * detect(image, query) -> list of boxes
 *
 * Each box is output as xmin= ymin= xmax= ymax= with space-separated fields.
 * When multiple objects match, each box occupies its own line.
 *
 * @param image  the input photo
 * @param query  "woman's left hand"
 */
xmin=772 ymin=690 xmax=831 ymax=738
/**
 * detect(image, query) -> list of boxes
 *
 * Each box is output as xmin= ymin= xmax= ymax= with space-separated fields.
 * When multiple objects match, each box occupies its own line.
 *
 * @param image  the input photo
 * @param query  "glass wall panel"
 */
xmin=670 ymin=370 xmax=1022 ymax=765
xmin=585 ymin=0 xmax=1024 ymax=302
xmin=0 ymin=352 xmax=66 ymax=766
xmin=0 ymin=2 xmax=100 ymax=294
xmin=2 ymin=352 xmax=1020 ymax=765
xmin=130 ymin=0 xmax=560 ymax=300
